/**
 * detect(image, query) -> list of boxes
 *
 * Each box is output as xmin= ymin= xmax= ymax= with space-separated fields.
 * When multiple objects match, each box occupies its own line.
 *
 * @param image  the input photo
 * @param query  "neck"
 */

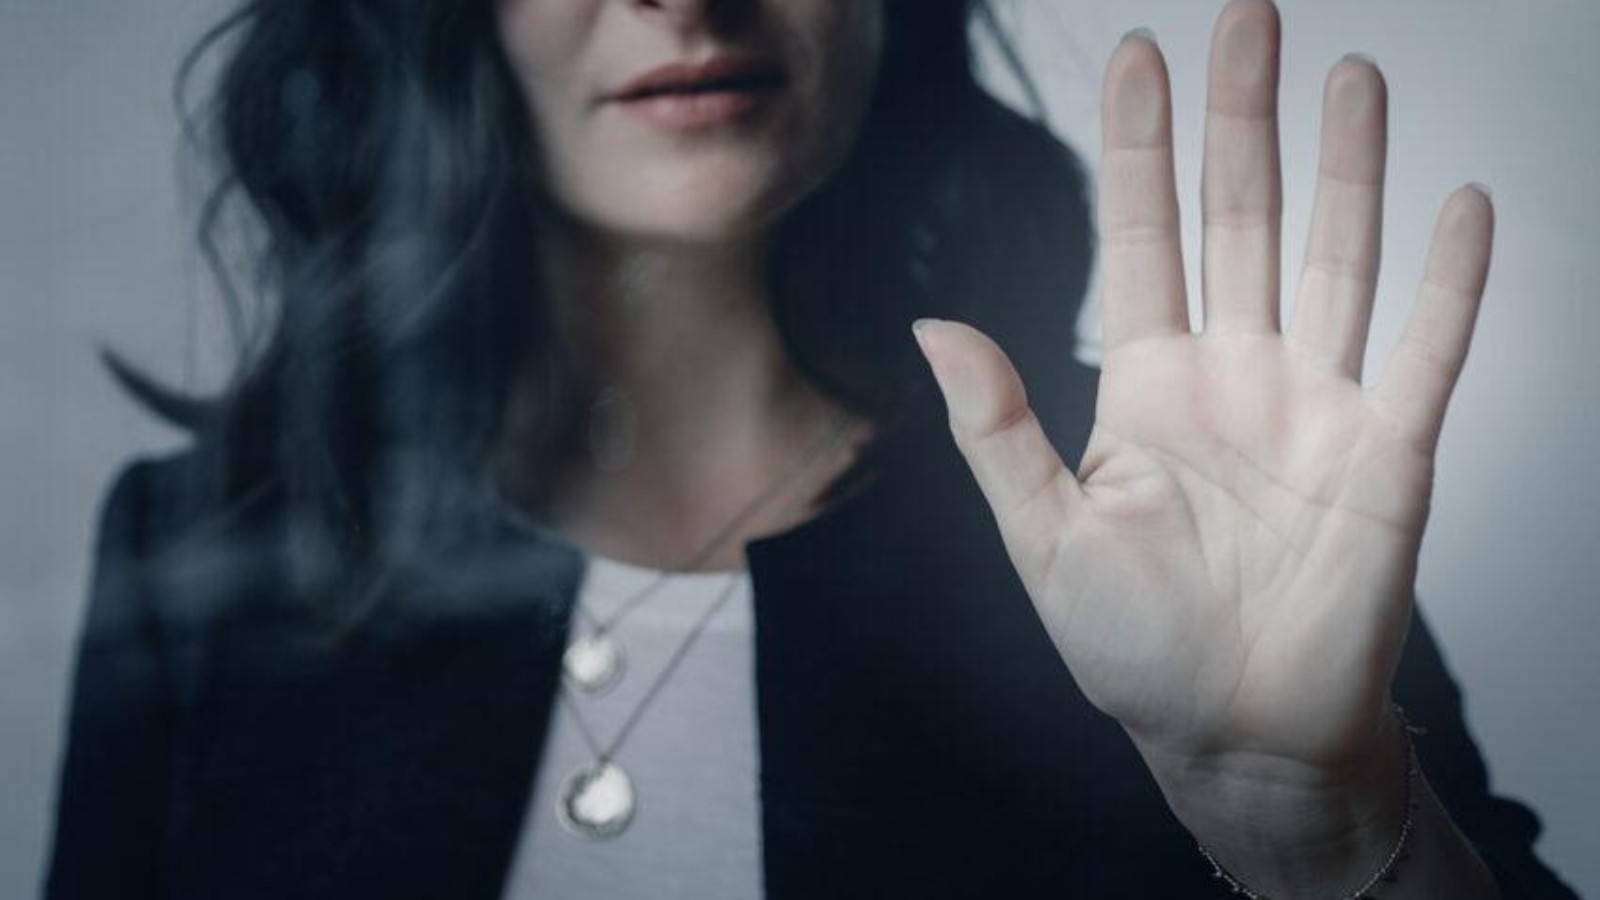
xmin=545 ymin=225 xmax=799 ymax=433
xmin=508 ymin=220 xmax=867 ymax=570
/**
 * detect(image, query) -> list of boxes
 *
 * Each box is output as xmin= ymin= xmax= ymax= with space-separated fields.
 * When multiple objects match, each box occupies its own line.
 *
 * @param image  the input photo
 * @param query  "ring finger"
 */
xmin=1286 ymin=56 xmax=1389 ymax=380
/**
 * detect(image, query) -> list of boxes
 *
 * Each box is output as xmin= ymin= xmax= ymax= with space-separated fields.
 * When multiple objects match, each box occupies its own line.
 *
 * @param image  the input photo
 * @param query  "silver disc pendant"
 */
xmin=557 ymin=761 xmax=635 ymax=840
xmin=562 ymin=633 xmax=625 ymax=695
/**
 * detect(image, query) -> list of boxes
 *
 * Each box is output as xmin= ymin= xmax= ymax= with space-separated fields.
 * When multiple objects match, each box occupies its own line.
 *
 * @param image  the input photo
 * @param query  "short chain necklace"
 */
xmin=553 ymin=408 xmax=856 ymax=840
xmin=560 ymin=407 xmax=854 ymax=696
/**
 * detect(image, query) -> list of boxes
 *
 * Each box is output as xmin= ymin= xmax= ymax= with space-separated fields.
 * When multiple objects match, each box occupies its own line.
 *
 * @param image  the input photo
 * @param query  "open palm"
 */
xmin=917 ymin=0 xmax=1494 ymax=777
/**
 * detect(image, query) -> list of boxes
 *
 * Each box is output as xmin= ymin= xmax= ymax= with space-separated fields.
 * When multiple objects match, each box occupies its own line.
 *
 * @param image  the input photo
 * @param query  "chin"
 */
xmin=563 ymin=153 xmax=825 ymax=248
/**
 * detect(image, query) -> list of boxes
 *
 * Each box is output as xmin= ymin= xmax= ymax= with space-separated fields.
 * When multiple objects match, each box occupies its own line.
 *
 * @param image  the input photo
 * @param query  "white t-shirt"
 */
xmin=500 ymin=552 xmax=764 ymax=898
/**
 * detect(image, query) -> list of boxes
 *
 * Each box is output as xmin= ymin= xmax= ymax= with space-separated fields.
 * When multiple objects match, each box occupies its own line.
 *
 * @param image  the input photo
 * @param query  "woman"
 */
xmin=45 ymin=0 xmax=1579 ymax=897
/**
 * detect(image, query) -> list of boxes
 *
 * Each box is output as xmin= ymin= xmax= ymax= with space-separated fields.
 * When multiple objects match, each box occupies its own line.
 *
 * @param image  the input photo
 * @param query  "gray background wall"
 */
xmin=2 ymin=0 xmax=1595 ymax=895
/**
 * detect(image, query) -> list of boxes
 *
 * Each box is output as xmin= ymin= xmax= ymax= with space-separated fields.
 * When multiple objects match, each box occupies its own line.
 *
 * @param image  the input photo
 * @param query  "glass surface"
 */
xmin=6 ymin=1 xmax=1596 ymax=897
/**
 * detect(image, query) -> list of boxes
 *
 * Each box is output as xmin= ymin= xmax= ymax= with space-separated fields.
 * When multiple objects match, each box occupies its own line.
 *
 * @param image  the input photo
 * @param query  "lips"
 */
xmin=611 ymin=55 xmax=787 ymax=102
xmin=606 ymin=55 xmax=787 ymax=131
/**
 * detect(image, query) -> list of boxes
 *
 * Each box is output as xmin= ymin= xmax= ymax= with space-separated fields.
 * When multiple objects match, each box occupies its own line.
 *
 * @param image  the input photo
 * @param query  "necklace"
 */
xmin=561 ymin=407 xmax=856 ymax=696
xmin=553 ymin=408 xmax=857 ymax=840
xmin=556 ymin=570 xmax=745 ymax=839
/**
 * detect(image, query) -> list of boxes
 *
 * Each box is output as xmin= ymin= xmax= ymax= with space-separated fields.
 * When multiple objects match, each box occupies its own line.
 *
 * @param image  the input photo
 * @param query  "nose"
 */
xmin=628 ymin=0 xmax=749 ymax=41
xmin=633 ymin=0 xmax=709 ymax=17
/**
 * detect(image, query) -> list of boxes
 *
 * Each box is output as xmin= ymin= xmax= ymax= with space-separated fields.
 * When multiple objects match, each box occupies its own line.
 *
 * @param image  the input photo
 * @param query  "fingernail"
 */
xmin=1122 ymin=27 xmax=1158 ymax=46
xmin=912 ymin=318 xmax=940 ymax=353
xmin=1341 ymin=51 xmax=1378 ymax=66
xmin=1466 ymin=181 xmax=1493 ymax=200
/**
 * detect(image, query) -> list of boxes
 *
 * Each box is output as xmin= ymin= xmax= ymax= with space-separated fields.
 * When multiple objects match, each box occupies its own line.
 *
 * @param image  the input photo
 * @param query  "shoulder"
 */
xmin=103 ymin=437 xmax=282 ymax=544
xmin=89 ymin=443 xmax=287 ymax=632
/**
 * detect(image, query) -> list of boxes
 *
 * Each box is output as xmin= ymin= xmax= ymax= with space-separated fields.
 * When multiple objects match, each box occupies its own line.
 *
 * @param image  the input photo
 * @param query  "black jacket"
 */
xmin=45 ymin=355 xmax=1580 ymax=899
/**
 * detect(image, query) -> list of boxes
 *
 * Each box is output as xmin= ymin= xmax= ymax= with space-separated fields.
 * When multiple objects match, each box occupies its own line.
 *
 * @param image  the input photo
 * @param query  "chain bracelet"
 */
xmin=1196 ymin=704 xmax=1427 ymax=900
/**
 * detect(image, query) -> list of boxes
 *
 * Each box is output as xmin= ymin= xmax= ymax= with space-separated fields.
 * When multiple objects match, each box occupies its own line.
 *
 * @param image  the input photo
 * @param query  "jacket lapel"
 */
xmin=172 ymin=519 xmax=587 ymax=897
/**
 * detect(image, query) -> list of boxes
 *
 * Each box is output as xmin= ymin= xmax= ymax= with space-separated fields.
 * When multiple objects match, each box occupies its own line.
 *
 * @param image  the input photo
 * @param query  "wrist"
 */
xmin=1139 ymin=709 xmax=1416 ymax=897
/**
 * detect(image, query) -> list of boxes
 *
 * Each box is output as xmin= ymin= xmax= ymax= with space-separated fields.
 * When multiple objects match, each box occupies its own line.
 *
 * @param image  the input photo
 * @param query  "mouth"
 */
xmin=607 ymin=55 xmax=788 ymax=131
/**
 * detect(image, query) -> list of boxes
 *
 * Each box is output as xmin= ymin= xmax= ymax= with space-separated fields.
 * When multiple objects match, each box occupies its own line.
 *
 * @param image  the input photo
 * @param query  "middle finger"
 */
xmin=1201 ymin=0 xmax=1284 ymax=335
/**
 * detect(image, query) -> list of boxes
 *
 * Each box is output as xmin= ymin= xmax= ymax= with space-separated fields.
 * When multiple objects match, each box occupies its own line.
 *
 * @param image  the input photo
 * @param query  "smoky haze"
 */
xmin=2 ymin=0 xmax=1595 ymax=896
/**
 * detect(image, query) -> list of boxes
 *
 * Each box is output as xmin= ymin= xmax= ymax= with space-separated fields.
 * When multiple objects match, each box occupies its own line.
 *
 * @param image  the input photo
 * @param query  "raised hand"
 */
xmin=915 ymin=1 xmax=1497 ymax=893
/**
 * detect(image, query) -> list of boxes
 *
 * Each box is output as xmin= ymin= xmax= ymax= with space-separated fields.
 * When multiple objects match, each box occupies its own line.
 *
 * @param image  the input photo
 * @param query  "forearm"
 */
xmin=1193 ymin=772 xmax=1501 ymax=898
xmin=1383 ymin=772 xmax=1502 ymax=899
xmin=1143 ymin=714 xmax=1503 ymax=899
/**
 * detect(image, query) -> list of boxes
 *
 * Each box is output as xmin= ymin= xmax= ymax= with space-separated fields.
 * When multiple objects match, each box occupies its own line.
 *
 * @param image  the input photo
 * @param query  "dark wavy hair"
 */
xmin=109 ymin=0 xmax=1095 ymax=617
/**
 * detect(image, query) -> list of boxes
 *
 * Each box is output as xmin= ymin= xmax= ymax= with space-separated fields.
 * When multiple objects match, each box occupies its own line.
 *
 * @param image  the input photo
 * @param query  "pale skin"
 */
xmin=502 ymin=0 xmax=1506 ymax=893
xmin=527 ymin=229 xmax=872 ymax=571
xmin=495 ymin=0 xmax=881 ymax=569
xmin=917 ymin=2 xmax=1502 ymax=896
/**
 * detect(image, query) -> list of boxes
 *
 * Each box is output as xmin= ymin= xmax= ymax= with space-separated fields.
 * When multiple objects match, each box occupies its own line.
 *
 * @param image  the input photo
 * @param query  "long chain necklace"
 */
xmin=553 ymin=408 xmax=857 ymax=840
xmin=560 ymin=407 xmax=855 ymax=696
xmin=554 ymin=571 xmax=744 ymax=839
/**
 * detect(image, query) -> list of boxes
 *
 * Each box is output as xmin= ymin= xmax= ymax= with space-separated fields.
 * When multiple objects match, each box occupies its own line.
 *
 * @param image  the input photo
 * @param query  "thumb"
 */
xmin=913 ymin=318 xmax=1082 ymax=554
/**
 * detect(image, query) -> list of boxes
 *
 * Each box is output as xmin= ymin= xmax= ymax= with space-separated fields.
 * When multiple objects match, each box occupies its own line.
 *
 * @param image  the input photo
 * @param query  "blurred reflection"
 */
xmin=38 ymin=1 xmax=1580 ymax=899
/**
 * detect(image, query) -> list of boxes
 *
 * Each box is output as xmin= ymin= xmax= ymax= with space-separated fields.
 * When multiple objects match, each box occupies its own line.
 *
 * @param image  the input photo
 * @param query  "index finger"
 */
xmin=1369 ymin=185 xmax=1495 ymax=457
